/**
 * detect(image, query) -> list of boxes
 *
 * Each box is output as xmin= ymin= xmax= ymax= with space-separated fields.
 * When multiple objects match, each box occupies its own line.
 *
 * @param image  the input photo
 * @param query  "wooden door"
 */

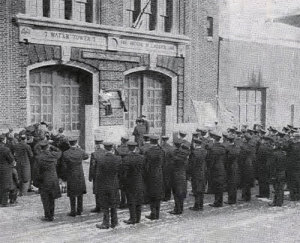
xmin=29 ymin=67 xmax=81 ymax=140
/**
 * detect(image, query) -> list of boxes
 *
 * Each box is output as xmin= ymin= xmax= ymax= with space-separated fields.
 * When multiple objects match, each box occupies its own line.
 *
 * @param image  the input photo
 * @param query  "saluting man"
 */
xmin=62 ymin=138 xmax=89 ymax=217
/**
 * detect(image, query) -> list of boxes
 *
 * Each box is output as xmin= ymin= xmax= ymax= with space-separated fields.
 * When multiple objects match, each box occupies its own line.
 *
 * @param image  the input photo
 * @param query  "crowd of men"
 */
xmin=0 ymin=121 xmax=300 ymax=230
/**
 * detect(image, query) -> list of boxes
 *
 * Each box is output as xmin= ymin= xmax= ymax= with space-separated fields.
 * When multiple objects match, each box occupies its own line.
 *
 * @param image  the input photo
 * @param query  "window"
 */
xmin=65 ymin=0 xmax=73 ymax=20
xmin=165 ymin=0 xmax=173 ymax=32
xmin=149 ymin=0 xmax=157 ymax=30
xmin=133 ymin=0 xmax=141 ymax=24
xmin=207 ymin=16 xmax=213 ymax=37
xmin=85 ymin=0 xmax=94 ymax=23
xmin=43 ymin=0 xmax=51 ymax=17
xmin=238 ymin=88 xmax=266 ymax=127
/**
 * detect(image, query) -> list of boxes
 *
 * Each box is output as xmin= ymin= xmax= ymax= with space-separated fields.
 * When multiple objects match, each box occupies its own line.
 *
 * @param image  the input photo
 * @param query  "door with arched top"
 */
xmin=124 ymin=71 xmax=171 ymax=136
xmin=29 ymin=66 xmax=92 ymax=148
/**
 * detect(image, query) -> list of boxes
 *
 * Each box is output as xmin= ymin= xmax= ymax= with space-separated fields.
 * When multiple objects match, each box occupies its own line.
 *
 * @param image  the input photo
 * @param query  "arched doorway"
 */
xmin=124 ymin=71 xmax=172 ymax=136
xmin=29 ymin=65 xmax=93 ymax=148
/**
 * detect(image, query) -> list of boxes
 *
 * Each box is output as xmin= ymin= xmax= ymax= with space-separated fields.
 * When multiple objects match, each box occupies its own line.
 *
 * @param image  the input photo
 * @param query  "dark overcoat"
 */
xmin=171 ymin=148 xmax=189 ymax=198
xmin=122 ymin=152 xmax=145 ymax=205
xmin=269 ymin=149 xmax=286 ymax=182
xmin=0 ymin=143 xmax=14 ymax=192
xmin=161 ymin=143 xmax=175 ymax=190
xmin=206 ymin=142 xmax=226 ymax=193
xmin=132 ymin=125 xmax=147 ymax=147
xmin=94 ymin=152 xmax=121 ymax=208
xmin=89 ymin=148 xmax=105 ymax=194
xmin=188 ymin=148 xmax=207 ymax=194
xmin=14 ymin=141 xmax=33 ymax=183
xmin=256 ymin=143 xmax=273 ymax=181
xmin=34 ymin=149 xmax=62 ymax=199
xmin=239 ymin=141 xmax=255 ymax=188
xmin=144 ymin=145 xmax=164 ymax=200
xmin=225 ymin=143 xmax=240 ymax=188
xmin=62 ymin=147 xmax=89 ymax=197
xmin=285 ymin=142 xmax=300 ymax=189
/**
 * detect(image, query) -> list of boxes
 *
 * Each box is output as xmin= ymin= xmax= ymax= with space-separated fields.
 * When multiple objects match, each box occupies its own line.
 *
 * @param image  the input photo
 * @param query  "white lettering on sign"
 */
xmin=19 ymin=26 xmax=107 ymax=50
xmin=119 ymin=39 xmax=177 ymax=56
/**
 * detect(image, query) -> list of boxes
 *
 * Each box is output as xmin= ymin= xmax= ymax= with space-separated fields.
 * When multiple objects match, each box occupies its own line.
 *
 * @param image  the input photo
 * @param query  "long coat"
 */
xmin=269 ymin=149 xmax=286 ymax=182
xmin=132 ymin=124 xmax=147 ymax=147
xmin=122 ymin=152 xmax=145 ymax=205
xmin=171 ymin=148 xmax=189 ymax=198
xmin=144 ymin=145 xmax=164 ymax=200
xmin=89 ymin=148 xmax=105 ymax=194
xmin=14 ymin=141 xmax=33 ymax=183
xmin=285 ymin=142 xmax=300 ymax=190
xmin=256 ymin=143 xmax=273 ymax=182
xmin=188 ymin=148 xmax=207 ymax=194
xmin=239 ymin=141 xmax=255 ymax=188
xmin=95 ymin=152 xmax=122 ymax=208
xmin=206 ymin=142 xmax=226 ymax=193
xmin=161 ymin=143 xmax=175 ymax=190
xmin=0 ymin=143 xmax=14 ymax=192
xmin=34 ymin=148 xmax=62 ymax=199
xmin=62 ymin=147 xmax=89 ymax=197
xmin=225 ymin=143 xmax=240 ymax=189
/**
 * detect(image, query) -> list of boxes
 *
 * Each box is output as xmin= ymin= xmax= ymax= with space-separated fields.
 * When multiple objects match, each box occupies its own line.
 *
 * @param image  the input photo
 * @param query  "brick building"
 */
xmin=0 ymin=0 xmax=219 ymax=152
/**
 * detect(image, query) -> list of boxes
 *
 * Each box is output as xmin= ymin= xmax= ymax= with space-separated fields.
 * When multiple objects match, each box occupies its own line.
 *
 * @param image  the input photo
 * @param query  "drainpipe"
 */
xmin=216 ymin=36 xmax=223 ymax=120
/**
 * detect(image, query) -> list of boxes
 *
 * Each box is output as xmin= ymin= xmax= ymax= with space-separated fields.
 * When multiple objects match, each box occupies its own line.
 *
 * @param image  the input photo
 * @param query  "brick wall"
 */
xmin=219 ymin=39 xmax=300 ymax=129
xmin=184 ymin=0 xmax=219 ymax=123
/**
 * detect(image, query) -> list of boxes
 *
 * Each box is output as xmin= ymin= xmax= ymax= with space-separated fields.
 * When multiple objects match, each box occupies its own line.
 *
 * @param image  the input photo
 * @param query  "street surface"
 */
xmin=1 ymin=162 xmax=300 ymax=243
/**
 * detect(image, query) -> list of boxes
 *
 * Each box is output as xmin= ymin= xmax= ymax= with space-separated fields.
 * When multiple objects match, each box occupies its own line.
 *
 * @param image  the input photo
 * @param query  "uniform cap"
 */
xmin=39 ymin=140 xmax=49 ymax=146
xmin=121 ymin=136 xmax=129 ymax=141
xmin=277 ymin=131 xmax=287 ymax=137
xmin=95 ymin=139 xmax=103 ymax=144
xmin=181 ymin=142 xmax=190 ymax=150
xmin=259 ymin=129 xmax=267 ymax=134
xmin=193 ymin=138 xmax=202 ymax=145
xmin=210 ymin=132 xmax=221 ymax=140
xmin=196 ymin=128 xmax=207 ymax=133
xmin=244 ymin=133 xmax=252 ymax=140
xmin=235 ymin=130 xmax=242 ymax=135
xmin=127 ymin=141 xmax=138 ymax=146
xmin=103 ymin=142 xmax=114 ymax=147
xmin=149 ymin=135 xmax=159 ymax=141
xmin=227 ymin=135 xmax=235 ymax=141
xmin=68 ymin=137 xmax=78 ymax=143
xmin=179 ymin=131 xmax=187 ymax=136
xmin=161 ymin=136 xmax=169 ymax=140
xmin=143 ymin=134 xmax=150 ymax=138
xmin=192 ymin=132 xmax=199 ymax=137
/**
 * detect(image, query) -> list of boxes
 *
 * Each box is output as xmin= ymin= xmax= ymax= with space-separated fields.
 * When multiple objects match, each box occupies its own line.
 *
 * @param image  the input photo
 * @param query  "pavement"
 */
xmin=1 ymin=162 xmax=300 ymax=243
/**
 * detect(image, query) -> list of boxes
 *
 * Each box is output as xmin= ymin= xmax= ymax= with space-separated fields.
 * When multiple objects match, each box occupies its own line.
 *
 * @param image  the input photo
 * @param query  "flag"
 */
xmin=132 ymin=0 xmax=151 ymax=29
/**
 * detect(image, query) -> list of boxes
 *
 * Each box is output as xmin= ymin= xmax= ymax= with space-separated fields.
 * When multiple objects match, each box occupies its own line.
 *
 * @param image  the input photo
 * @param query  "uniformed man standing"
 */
xmin=122 ymin=141 xmax=145 ymax=224
xmin=161 ymin=136 xmax=174 ymax=201
xmin=224 ymin=135 xmax=240 ymax=204
xmin=133 ymin=119 xmax=147 ymax=147
xmin=188 ymin=138 xmax=207 ymax=211
xmin=206 ymin=133 xmax=226 ymax=207
xmin=89 ymin=139 xmax=105 ymax=213
xmin=95 ymin=142 xmax=121 ymax=229
xmin=0 ymin=134 xmax=14 ymax=207
xmin=14 ymin=134 xmax=33 ymax=196
xmin=139 ymin=134 xmax=151 ymax=155
xmin=34 ymin=141 xmax=62 ymax=221
xmin=62 ymin=138 xmax=89 ymax=217
xmin=144 ymin=135 xmax=164 ymax=220
xmin=169 ymin=138 xmax=190 ymax=214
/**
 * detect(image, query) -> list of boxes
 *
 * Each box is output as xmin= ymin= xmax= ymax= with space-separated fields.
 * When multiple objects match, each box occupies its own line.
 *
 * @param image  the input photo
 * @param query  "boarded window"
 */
xmin=207 ymin=16 xmax=213 ymax=37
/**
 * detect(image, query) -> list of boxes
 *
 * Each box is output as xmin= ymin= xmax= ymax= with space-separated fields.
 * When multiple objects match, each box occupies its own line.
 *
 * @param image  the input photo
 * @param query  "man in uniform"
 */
xmin=256 ymin=136 xmax=273 ymax=198
xmin=188 ymin=138 xmax=207 ymax=211
xmin=95 ymin=142 xmax=122 ymax=229
xmin=161 ymin=136 xmax=174 ymax=201
xmin=61 ymin=138 xmax=89 ymax=217
xmin=89 ymin=139 xmax=105 ymax=213
xmin=144 ymin=135 xmax=164 ymax=220
xmin=269 ymin=141 xmax=286 ymax=206
xmin=34 ymin=141 xmax=62 ymax=221
xmin=206 ymin=132 xmax=226 ymax=207
xmin=133 ymin=118 xmax=147 ymax=148
xmin=115 ymin=136 xmax=130 ymax=209
xmin=169 ymin=138 xmax=190 ymax=214
xmin=139 ymin=134 xmax=151 ymax=155
xmin=14 ymin=134 xmax=33 ymax=196
xmin=0 ymin=134 xmax=14 ymax=207
xmin=122 ymin=141 xmax=145 ymax=224
xmin=178 ymin=131 xmax=188 ymax=143
xmin=224 ymin=135 xmax=240 ymax=204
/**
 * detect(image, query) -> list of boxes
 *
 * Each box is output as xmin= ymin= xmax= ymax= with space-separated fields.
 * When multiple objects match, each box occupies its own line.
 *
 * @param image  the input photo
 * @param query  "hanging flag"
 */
xmin=132 ymin=0 xmax=152 ymax=29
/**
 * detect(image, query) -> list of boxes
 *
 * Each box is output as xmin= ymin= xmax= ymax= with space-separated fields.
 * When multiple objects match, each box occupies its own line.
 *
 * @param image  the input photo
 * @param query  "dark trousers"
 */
xmin=242 ymin=186 xmax=251 ymax=201
xmin=95 ymin=194 xmax=100 ymax=209
xmin=227 ymin=184 xmax=237 ymax=203
xmin=40 ymin=190 xmax=55 ymax=219
xmin=149 ymin=200 xmax=161 ymax=219
xmin=70 ymin=195 xmax=83 ymax=213
xmin=214 ymin=191 xmax=223 ymax=206
xmin=102 ymin=208 xmax=118 ymax=227
xmin=0 ymin=189 xmax=9 ymax=206
xmin=258 ymin=177 xmax=270 ymax=197
xmin=289 ymin=173 xmax=300 ymax=201
xmin=194 ymin=193 xmax=204 ymax=209
xmin=120 ymin=190 xmax=127 ymax=207
xmin=128 ymin=204 xmax=142 ymax=223
xmin=9 ymin=189 xmax=18 ymax=204
xmin=164 ymin=184 xmax=172 ymax=201
xmin=273 ymin=181 xmax=285 ymax=206
xmin=173 ymin=194 xmax=184 ymax=213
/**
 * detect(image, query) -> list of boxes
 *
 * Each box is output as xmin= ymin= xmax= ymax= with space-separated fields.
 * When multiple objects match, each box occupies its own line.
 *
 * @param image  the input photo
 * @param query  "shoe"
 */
xmin=68 ymin=212 xmax=77 ymax=217
xmin=96 ymin=223 xmax=109 ymax=229
xmin=168 ymin=210 xmax=181 ymax=215
xmin=209 ymin=203 xmax=222 ymax=208
xmin=145 ymin=214 xmax=156 ymax=220
xmin=123 ymin=219 xmax=135 ymax=225
xmin=111 ymin=223 xmax=118 ymax=229
xmin=189 ymin=206 xmax=203 ymax=211
xmin=76 ymin=211 xmax=82 ymax=216
xmin=41 ymin=217 xmax=53 ymax=222
xmin=90 ymin=208 xmax=101 ymax=213
xmin=0 ymin=204 xmax=9 ymax=207
xmin=224 ymin=201 xmax=236 ymax=205
xmin=256 ymin=195 xmax=268 ymax=198
xmin=268 ymin=202 xmax=276 ymax=207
